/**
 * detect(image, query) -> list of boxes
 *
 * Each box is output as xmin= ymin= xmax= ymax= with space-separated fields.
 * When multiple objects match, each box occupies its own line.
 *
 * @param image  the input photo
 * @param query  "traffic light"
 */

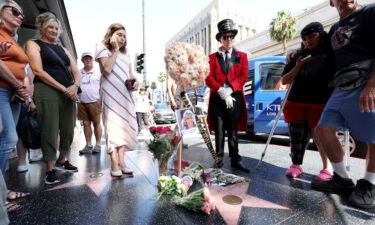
xmin=136 ymin=53 xmax=145 ymax=73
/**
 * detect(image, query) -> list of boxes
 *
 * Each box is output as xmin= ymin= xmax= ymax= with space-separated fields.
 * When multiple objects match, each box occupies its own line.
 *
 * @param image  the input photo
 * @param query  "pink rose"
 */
xmin=201 ymin=203 xmax=211 ymax=215
xmin=210 ymin=202 xmax=215 ymax=211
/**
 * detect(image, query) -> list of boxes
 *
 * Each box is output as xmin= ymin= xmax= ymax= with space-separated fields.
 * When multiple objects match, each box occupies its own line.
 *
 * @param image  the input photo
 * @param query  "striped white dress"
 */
xmin=95 ymin=45 xmax=138 ymax=153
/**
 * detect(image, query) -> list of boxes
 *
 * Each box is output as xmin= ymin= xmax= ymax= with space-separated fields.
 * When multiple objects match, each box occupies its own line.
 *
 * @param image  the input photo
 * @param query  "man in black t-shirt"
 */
xmin=311 ymin=0 xmax=375 ymax=209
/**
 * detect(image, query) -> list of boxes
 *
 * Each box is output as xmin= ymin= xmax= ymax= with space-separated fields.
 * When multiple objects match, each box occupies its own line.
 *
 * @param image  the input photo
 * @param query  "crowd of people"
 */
xmin=0 ymin=0 xmax=374 ymax=223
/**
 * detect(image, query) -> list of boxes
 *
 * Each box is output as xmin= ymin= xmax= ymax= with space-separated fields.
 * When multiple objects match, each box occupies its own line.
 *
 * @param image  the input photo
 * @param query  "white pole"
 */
xmin=142 ymin=0 xmax=147 ymax=87
xmin=344 ymin=131 xmax=351 ymax=172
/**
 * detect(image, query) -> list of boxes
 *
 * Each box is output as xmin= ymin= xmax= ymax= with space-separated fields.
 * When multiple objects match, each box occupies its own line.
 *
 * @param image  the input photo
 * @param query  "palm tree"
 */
xmin=269 ymin=10 xmax=297 ymax=55
xmin=157 ymin=72 xmax=167 ymax=103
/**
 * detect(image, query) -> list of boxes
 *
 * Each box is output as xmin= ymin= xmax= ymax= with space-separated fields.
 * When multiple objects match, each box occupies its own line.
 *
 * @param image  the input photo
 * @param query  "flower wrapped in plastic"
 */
xmin=158 ymin=175 xmax=184 ymax=196
xmin=164 ymin=42 xmax=209 ymax=89
xmin=173 ymin=187 xmax=215 ymax=215
xmin=148 ymin=125 xmax=181 ymax=175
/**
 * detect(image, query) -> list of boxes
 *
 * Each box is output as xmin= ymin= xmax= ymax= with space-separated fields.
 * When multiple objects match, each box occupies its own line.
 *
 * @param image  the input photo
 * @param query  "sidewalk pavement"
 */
xmin=4 ymin=127 xmax=375 ymax=225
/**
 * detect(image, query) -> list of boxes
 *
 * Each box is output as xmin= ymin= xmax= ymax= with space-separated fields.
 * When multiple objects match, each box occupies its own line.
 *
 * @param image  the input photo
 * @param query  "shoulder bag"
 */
xmin=43 ymin=44 xmax=82 ymax=93
xmin=333 ymin=59 xmax=374 ymax=90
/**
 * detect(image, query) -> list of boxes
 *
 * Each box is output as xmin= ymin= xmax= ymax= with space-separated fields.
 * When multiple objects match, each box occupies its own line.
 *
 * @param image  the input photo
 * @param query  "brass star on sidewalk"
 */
xmin=46 ymin=169 xmax=133 ymax=196
xmin=209 ymin=182 xmax=289 ymax=225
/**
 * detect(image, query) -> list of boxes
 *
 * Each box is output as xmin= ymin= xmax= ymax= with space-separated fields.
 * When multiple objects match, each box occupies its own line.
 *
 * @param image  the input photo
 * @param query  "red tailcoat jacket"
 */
xmin=205 ymin=49 xmax=248 ymax=131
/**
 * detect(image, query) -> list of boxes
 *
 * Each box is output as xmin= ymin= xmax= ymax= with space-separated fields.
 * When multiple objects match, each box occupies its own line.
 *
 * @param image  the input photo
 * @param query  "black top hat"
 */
xmin=216 ymin=19 xmax=238 ymax=41
xmin=300 ymin=22 xmax=324 ymax=37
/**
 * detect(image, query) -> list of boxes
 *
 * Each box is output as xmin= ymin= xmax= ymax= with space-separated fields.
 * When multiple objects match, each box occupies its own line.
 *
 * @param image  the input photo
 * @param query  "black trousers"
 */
xmin=210 ymin=91 xmax=244 ymax=163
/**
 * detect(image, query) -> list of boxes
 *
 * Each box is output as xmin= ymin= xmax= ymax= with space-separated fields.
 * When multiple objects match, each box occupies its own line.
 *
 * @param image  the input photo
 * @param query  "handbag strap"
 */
xmin=41 ymin=42 xmax=74 ymax=82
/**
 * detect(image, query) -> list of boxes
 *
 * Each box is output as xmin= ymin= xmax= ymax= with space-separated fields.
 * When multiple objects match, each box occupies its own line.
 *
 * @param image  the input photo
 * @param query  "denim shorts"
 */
xmin=318 ymin=85 xmax=375 ymax=143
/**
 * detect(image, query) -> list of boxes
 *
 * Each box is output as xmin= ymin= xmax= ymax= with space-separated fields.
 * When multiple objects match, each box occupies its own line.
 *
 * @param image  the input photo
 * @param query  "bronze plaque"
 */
xmin=90 ymin=172 xmax=104 ymax=178
xmin=222 ymin=195 xmax=243 ymax=205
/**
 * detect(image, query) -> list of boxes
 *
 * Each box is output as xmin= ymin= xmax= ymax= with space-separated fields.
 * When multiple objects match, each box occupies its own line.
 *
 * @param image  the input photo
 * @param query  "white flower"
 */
xmin=165 ymin=42 xmax=209 ymax=89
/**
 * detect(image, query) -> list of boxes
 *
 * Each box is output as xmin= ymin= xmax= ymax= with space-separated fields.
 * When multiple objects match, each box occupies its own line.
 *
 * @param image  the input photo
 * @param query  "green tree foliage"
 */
xmin=269 ymin=10 xmax=297 ymax=55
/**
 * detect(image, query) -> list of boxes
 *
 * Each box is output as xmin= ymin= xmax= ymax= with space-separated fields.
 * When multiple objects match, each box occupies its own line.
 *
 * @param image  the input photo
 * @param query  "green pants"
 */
xmin=34 ymin=82 xmax=76 ymax=161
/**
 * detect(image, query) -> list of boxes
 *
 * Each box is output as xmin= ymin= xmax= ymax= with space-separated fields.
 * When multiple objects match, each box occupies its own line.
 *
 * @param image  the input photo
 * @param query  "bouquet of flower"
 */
xmin=173 ymin=187 xmax=215 ymax=215
xmin=208 ymin=169 xmax=250 ymax=186
xmin=148 ymin=125 xmax=181 ymax=175
xmin=157 ymin=175 xmax=193 ymax=198
xmin=158 ymin=175 xmax=184 ymax=196
xmin=164 ymin=42 xmax=209 ymax=89
xmin=181 ymin=163 xmax=205 ymax=185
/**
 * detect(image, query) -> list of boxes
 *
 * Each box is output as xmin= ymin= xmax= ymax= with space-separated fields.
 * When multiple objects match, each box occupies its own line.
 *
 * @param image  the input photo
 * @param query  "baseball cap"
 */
xmin=300 ymin=22 xmax=324 ymax=37
xmin=81 ymin=52 xmax=93 ymax=58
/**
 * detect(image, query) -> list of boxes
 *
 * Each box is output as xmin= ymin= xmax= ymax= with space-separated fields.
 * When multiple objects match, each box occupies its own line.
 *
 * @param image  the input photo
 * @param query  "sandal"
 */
xmin=7 ymin=190 xmax=30 ymax=200
xmin=5 ymin=201 xmax=22 ymax=213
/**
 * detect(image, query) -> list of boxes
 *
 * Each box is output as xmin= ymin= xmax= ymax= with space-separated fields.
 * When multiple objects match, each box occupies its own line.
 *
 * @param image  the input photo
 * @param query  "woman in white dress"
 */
xmin=95 ymin=23 xmax=138 ymax=177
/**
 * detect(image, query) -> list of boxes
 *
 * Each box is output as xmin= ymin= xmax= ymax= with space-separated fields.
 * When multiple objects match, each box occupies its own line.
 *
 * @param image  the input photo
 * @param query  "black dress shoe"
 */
xmin=231 ymin=162 xmax=250 ymax=173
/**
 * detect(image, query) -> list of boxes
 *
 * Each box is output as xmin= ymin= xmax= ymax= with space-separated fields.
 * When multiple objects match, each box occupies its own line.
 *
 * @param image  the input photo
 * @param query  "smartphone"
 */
xmin=302 ymin=55 xmax=311 ymax=60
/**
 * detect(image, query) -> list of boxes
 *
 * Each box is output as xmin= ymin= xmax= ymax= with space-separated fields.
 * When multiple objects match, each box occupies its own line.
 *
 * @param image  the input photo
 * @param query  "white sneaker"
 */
xmin=121 ymin=166 xmax=133 ymax=174
xmin=17 ymin=165 xmax=28 ymax=173
xmin=110 ymin=169 xmax=122 ymax=177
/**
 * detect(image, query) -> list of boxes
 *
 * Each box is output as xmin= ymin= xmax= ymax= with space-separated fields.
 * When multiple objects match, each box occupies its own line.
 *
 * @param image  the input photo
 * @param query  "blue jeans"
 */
xmin=0 ymin=88 xmax=21 ymax=174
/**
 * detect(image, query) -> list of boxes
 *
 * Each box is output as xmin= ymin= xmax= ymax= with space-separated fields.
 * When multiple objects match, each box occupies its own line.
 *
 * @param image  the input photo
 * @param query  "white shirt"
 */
xmin=218 ymin=47 xmax=233 ymax=61
xmin=134 ymin=92 xmax=149 ymax=113
xmin=78 ymin=67 xmax=101 ymax=103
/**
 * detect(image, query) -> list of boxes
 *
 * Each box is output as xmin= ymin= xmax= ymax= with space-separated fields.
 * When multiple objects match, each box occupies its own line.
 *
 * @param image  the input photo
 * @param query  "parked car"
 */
xmin=153 ymin=104 xmax=176 ymax=124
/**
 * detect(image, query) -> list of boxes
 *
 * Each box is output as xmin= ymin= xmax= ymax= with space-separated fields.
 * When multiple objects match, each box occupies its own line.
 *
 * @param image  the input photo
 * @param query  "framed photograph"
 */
xmin=175 ymin=108 xmax=198 ymax=135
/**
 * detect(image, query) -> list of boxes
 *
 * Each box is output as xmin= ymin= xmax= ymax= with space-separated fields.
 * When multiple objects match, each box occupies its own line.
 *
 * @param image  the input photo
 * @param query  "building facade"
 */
xmin=235 ymin=0 xmax=374 ymax=59
xmin=166 ymin=0 xmax=256 ymax=55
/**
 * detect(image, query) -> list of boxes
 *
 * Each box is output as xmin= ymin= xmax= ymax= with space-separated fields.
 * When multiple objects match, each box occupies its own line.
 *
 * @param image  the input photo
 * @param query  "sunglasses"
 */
xmin=4 ymin=6 xmax=24 ymax=19
xmin=222 ymin=35 xmax=235 ymax=40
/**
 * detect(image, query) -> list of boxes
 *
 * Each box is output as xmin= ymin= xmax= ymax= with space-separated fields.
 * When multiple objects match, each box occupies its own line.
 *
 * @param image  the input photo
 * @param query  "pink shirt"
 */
xmin=78 ymin=67 xmax=101 ymax=103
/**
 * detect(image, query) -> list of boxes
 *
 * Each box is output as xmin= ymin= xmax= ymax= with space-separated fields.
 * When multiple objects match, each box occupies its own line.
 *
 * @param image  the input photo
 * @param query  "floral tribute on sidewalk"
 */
xmin=173 ymin=187 xmax=215 ymax=215
xmin=164 ymin=42 xmax=209 ymax=89
xmin=164 ymin=42 xmax=221 ymax=167
xmin=147 ymin=125 xmax=181 ymax=176
xmin=154 ymin=163 xmax=250 ymax=215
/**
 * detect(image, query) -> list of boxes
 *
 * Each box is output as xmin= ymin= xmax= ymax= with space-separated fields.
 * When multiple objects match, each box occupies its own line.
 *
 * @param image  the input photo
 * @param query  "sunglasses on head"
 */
xmin=4 ymin=6 xmax=24 ymax=19
xmin=222 ymin=35 xmax=235 ymax=40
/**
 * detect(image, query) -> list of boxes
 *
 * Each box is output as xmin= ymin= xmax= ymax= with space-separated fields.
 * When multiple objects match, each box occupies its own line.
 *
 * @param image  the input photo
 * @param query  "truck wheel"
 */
xmin=246 ymin=131 xmax=255 ymax=138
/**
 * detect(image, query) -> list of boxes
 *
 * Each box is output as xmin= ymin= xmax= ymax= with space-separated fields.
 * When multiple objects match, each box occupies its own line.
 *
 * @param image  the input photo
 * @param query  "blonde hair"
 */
xmin=35 ymin=12 xmax=63 ymax=39
xmin=102 ymin=23 xmax=127 ymax=53
xmin=0 ymin=0 xmax=22 ymax=33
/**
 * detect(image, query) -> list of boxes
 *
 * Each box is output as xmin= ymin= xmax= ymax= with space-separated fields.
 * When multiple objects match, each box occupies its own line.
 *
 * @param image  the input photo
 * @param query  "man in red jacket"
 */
xmin=206 ymin=19 xmax=249 ymax=173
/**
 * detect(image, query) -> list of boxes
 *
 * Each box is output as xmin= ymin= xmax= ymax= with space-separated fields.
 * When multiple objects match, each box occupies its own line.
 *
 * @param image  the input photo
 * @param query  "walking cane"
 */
xmin=256 ymin=82 xmax=293 ymax=170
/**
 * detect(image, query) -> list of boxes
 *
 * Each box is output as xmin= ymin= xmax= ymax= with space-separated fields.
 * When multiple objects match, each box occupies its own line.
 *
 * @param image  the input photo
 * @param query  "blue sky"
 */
xmin=65 ymin=0 xmax=326 ymax=84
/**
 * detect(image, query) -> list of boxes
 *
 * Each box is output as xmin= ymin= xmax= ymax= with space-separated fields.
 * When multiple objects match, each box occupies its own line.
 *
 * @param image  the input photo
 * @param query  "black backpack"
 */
xmin=21 ymin=112 xmax=41 ymax=149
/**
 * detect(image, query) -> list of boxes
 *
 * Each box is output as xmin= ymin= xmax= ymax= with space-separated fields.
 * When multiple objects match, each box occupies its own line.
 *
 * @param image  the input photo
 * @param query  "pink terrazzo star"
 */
xmin=208 ymin=182 xmax=289 ymax=225
xmin=46 ymin=168 xmax=133 ymax=196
